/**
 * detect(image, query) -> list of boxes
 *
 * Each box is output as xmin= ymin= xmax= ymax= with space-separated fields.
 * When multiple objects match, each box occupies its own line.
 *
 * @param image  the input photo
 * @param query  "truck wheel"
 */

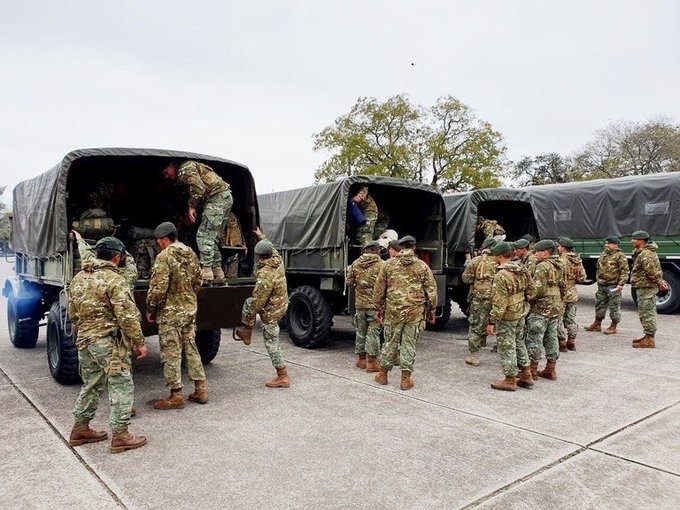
xmin=46 ymin=302 xmax=81 ymax=385
xmin=287 ymin=286 xmax=332 ymax=348
xmin=656 ymin=270 xmax=680 ymax=314
xmin=426 ymin=298 xmax=452 ymax=331
xmin=195 ymin=329 xmax=221 ymax=364
xmin=7 ymin=292 xmax=40 ymax=348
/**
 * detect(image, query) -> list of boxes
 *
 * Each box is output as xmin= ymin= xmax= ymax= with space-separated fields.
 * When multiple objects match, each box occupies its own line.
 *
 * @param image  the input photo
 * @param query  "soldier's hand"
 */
xmin=427 ymin=311 xmax=436 ymax=324
xmin=376 ymin=309 xmax=384 ymax=323
xmin=145 ymin=312 xmax=155 ymax=323
xmin=659 ymin=280 xmax=670 ymax=292
xmin=188 ymin=207 xmax=197 ymax=224
xmin=71 ymin=230 xmax=82 ymax=241
xmin=252 ymin=226 xmax=263 ymax=238
xmin=486 ymin=324 xmax=496 ymax=337
xmin=135 ymin=345 xmax=148 ymax=360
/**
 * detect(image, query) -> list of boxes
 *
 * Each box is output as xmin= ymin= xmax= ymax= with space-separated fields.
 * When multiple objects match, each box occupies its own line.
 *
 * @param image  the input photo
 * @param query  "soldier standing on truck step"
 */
xmin=146 ymin=222 xmax=207 ymax=409
xmin=346 ymin=241 xmax=385 ymax=372
xmin=162 ymin=160 xmax=233 ymax=284
xmin=585 ymin=236 xmax=629 ymax=335
xmin=557 ymin=237 xmax=586 ymax=352
xmin=67 ymin=236 xmax=148 ymax=454
xmin=630 ymin=231 xmax=669 ymax=349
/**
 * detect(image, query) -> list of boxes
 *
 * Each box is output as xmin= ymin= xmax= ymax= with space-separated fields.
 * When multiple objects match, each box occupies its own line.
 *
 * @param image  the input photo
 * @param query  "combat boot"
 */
xmin=266 ymin=365 xmax=291 ymax=388
xmin=480 ymin=336 xmax=487 ymax=347
xmin=130 ymin=407 xmax=137 ymax=417
xmin=365 ymin=355 xmax=381 ymax=373
xmin=538 ymin=360 xmax=557 ymax=380
xmin=400 ymin=370 xmax=414 ymax=390
xmin=567 ymin=336 xmax=576 ymax=351
xmin=375 ymin=367 xmax=388 ymax=385
xmin=68 ymin=422 xmax=108 ymax=446
xmin=110 ymin=428 xmax=147 ymax=454
xmin=584 ymin=319 xmax=602 ymax=332
xmin=233 ymin=326 xmax=253 ymax=346
xmin=530 ymin=361 xmax=539 ymax=380
xmin=201 ymin=266 xmax=214 ymax=284
xmin=633 ymin=335 xmax=655 ymax=348
xmin=491 ymin=376 xmax=517 ymax=391
xmin=603 ymin=321 xmax=618 ymax=335
xmin=465 ymin=354 xmax=480 ymax=367
xmin=153 ymin=388 xmax=185 ymax=410
xmin=632 ymin=334 xmax=646 ymax=344
xmin=212 ymin=266 xmax=225 ymax=281
xmin=188 ymin=379 xmax=208 ymax=404
xmin=517 ymin=366 xmax=534 ymax=389
xmin=355 ymin=353 xmax=367 ymax=370
xmin=559 ymin=338 xmax=568 ymax=352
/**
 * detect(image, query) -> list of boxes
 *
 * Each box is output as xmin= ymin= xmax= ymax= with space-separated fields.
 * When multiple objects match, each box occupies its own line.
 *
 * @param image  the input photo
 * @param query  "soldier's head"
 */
xmin=353 ymin=185 xmax=368 ymax=203
xmin=512 ymin=238 xmax=530 ymax=258
xmin=533 ymin=239 xmax=555 ymax=260
xmin=398 ymin=235 xmax=416 ymax=250
xmin=363 ymin=241 xmax=381 ymax=255
xmin=480 ymin=237 xmax=497 ymax=252
xmin=557 ymin=237 xmax=575 ymax=254
xmin=631 ymin=230 xmax=650 ymax=249
xmin=521 ymin=234 xmax=536 ymax=244
xmin=387 ymin=239 xmax=401 ymax=258
xmin=254 ymin=239 xmax=274 ymax=259
xmin=162 ymin=161 xmax=178 ymax=180
xmin=154 ymin=222 xmax=178 ymax=249
xmin=95 ymin=236 xmax=126 ymax=265
xmin=605 ymin=236 xmax=620 ymax=250
xmin=491 ymin=241 xmax=514 ymax=263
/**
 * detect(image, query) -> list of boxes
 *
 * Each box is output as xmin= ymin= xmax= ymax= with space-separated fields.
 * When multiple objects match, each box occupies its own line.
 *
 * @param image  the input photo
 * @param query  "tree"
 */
xmin=0 ymin=186 xmax=9 ymax=246
xmin=512 ymin=153 xmax=575 ymax=186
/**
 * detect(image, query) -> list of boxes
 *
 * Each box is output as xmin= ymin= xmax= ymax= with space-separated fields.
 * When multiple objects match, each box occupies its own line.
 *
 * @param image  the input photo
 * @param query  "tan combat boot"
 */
xmin=558 ymin=338 xmax=568 ymax=352
xmin=188 ymin=380 xmax=208 ymax=404
xmin=201 ymin=266 xmax=214 ymax=284
xmin=375 ymin=367 xmax=388 ymax=385
xmin=233 ymin=326 xmax=253 ymax=346
xmin=400 ymin=370 xmax=414 ymax=390
xmin=530 ymin=361 xmax=539 ymax=380
xmin=110 ymin=428 xmax=147 ymax=454
xmin=212 ymin=266 xmax=225 ymax=281
xmin=130 ymin=407 xmax=137 ymax=417
xmin=68 ymin=422 xmax=108 ymax=446
xmin=567 ymin=336 xmax=576 ymax=351
xmin=517 ymin=366 xmax=534 ymax=389
xmin=584 ymin=319 xmax=602 ymax=332
xmin=266 ymin=365 xmax=291 ymax=388
xmin=465 ymin=354 xmax=480 ymax=367
xmin=603 ymin=321 xmax=618 ymax=335
xmin=538 ymin=360 xmax=557 ymax=380
xmin=365 ymin=355 xmax=381 ymax=373
xmin=355 ymin=353 xmax=367 ymax=370
xmin=633 ymin=335 xmax=655 ymax=348
xmin=491 ymin=376 xmax=517 ymax=391
xmin=153 ymin=388 xmax=185 ymax=410
xmin=632 ymin=334 xmax=646 ymax=344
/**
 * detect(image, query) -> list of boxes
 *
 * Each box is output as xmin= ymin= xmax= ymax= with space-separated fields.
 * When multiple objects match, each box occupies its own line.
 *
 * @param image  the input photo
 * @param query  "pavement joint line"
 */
xmin=589 ymin=448 xmax=680 ymax=478
xmin=0 ymin=365 xmax=128 ymax=510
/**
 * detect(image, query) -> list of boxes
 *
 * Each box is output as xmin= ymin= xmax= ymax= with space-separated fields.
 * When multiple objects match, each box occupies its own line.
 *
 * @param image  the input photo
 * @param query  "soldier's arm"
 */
xmin=526 ymin=265 xmax=543 ymax=301
xmin=346 ymin=264 xmax=357 ymax=288
xmin=641 ymin=253 xmax=663 ymax=285
xmin=461 ymin=257 xmax=477 ymax=284
xmin=122 ymin=251 xmax=138 ymax=290
xmin=616 ymin=253 xmax=629 ymax=286
xmin=246 ymin=273 xmax=274 ymax=323
xmin=145 ymin=256 xmax=170 ymax=317
xmin=423 ymin=265 xmax=438 ymax=310
xmin=488 ymin=276 xmax=508 ymax=323
xmin=372 ymin=264 xmax=388 ymax=311
xmin=109 ymin=281 xmax=145 ymax=348
xmin=77 ymin=239 xmax=96 ymax=265
xmin=178 ymin=161 xmax=206 ymax=208
xmin=577 ymin=261 xmax=587 ymax=283
xmin=190 ymin=253 xmax=202 ymax=292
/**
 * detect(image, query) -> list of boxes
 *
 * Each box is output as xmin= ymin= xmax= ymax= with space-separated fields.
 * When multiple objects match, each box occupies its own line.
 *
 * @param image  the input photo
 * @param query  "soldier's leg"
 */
xmin=609 ymin=289 xmax=623 ymax=323
xmin=213 ymin=191 xmax=233 ymax=268
xmin=543 ymin=317 xmax=560 ymax=361
xmin=354 ymin=310 xmax=369 ymax=355
xmin=398 ymin=323 xmax=421 ymax=373
xmin=106 ymin=348 xmax=135 ymax=434
xmin=364 ymin=310 xmax=382 ymax=357
xmin=262 ymin=322 xmax=284 ymax=368
xmin=637 ymin=288 xmax=657 ymax=336
xmin=181 ymin=323 xmax=206 ymax=381
xmin=595 ymin=286 xmax=609 ymax=320
xmin=379 ymin=322 xmax=400 ymax=371
xmin=241 ymin=297 xmax=253 ymax=325
xmin=525 ymin=313 xmax=549 ymax=362
xmin=158 ymin=325 xmax=183 ymax=390
xmin=197 ymin=191 xmax=231 ymax=268
xmin=496 ymin=320 xmax=519 ymax=377
xmin=356 ymin=210 xmax=378 ymax=245
xmin=565 ymin=302 xmax=578 ymax=338
xmin=73 ymin=344 xmax=107 ymax=424
xmin=557 ymin=310 xmax=567 ymax=342
xmin=467 ymin=298 xmax=485 ymax=353
xmin=515 ymin=320 xmax=530 ymax=368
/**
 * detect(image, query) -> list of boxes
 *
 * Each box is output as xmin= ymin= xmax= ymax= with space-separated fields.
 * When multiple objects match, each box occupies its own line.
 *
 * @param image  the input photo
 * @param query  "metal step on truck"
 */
xmin=3 ymin=148 xmax=260 ymax=384
xmin=259 ymin=175 xmax=448 ymax=348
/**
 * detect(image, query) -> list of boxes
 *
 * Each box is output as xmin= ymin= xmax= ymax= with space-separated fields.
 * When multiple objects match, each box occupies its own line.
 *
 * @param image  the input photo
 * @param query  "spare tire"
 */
xmin=46 ymin=302 xmax=81 ymax=385
xmin=195 ymin=329 xmax=221 ymax=364
xmin=286 ymin=286 xmax=332 ymax=348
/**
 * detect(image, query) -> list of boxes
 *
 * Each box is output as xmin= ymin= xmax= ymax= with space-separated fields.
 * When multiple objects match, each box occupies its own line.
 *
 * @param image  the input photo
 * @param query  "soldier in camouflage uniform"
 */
xmin=146 ymin=222 xmax=207 ymax=409
xmin=374 ymin=236 xmax=437 ymax=390
xmin=74 ymin=231 xmax=137 ymax=289
xmin=630 ymin=231 xmax=668 ymax=348
xmin=234 ymin=228 xmax=291 ymax=387
xmin=525 ymin=240 xmax=565 ymax=380
xmin=354 ymin=185 xmax=379 ymax=246
xmin=476 ymin=216 xmax=506 ymax=241
xmin=462 ymin=237 xmax=497 ymax=366
xmin=163 ymin=160 xmax=233 ymax=283
xmin=513 ymin=238 xmax=535 ymax=271
xmin=584 ymin=236 xmax=629 ymax=335
xmin=557 ymin=238 xmax=587 ymax=351
xmin=346 ymin=241 xmax=385 ymax=372
xmin=486 ymin=242 xmax=533 ymax=391
xmin=521 ymin=234 xmax=537 ymax=252
xmin=68 ymin=236 xmax=148 ymax=454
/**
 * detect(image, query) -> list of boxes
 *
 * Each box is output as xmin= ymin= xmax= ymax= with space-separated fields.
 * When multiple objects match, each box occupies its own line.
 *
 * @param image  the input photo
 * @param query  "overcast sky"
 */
xmin=1 ymin=0 xmax=679 ymax=206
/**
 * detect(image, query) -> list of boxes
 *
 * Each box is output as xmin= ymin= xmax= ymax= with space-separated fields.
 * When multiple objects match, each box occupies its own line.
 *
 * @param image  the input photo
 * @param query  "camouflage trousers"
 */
xmin=73 ymin=335 xmax=134 ymax=434
xmin=595 ymin=284 xmax=622 ymax=322
xmin=197 ymin=190 xmax=233 ymax=267
xmin=356 ymin=210 xmax=378 ymax=246
xmin=467 ymin=297 xmax=491 ymax=353
xmin=497 ymin=319 xmax=529 ymax=377
xmin=158 ymin=322 xmax=205 ymax=389
xmin=242 ymin=297 xmax=284 ymax=368
xmin=354 ymin=309 xmax=382 ymax=356
xmin=635 ymin=287 xmax=657 ymax=335
xmin=525 ymin=313 xmax=560 ymax=362
xmin=379 ymin=321 xmax=422 ymax=372
xmin=558 ymin=302 xmax=578 ymax=340
xmin=374 ymin=216 xmax=389 ymax=239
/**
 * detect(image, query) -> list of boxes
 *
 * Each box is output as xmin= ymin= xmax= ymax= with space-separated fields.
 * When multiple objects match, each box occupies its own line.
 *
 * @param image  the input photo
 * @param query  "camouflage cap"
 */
xmin=153 ymin=221 xmax=177 ymax=239
xmin=481 ymin=237 xmax=497 ymax=250
xmin=605 ymin=236 xmax=620 ymax=245
xmin=512 ymin=239 xmax=530 ymax=249
xmin=398 ymin=235 xmax=416 ymax=246
xmin=521 ymin=234 xmax=537 ymax=243
xmin=490 ymin=241 xmax=513 ymax=257
xmin=95 ymin=236 xmax=125 ymax=253
xmin=534 ymin=239 xmax=555 ymax=252
xmin=363 ymin=240 xmax=381 ymax=251
xmin=558 ymin=237 xmax=575 ymax=248
xmin=254 ymin=239 xmax=274 ymax=256
xmin=631 ymin=230 xmax=650 ymax=240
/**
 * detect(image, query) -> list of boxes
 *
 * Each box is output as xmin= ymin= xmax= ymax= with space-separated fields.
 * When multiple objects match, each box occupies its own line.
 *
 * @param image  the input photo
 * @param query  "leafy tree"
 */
xmin=512 ymin=153 xmax=575 ymax=186
xmin=0 ymin=186 xmax=9 ymax=245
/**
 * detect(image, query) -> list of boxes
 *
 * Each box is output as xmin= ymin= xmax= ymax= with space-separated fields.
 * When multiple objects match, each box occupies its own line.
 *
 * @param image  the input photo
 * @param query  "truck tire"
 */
xmin=657 ymin=269 xmax=680 ymax=314
xmin=426 ymin=298 xmax=452 ymax=331
xmin=287 ymin=286 xmax=332 ymax=348
xmin=7 ymin=292 xmax=40 ymax=348
xmin=46 ymin=302 xmax=81 ymax=385
xmin=195 ymin=329 xmax=221 ymax=364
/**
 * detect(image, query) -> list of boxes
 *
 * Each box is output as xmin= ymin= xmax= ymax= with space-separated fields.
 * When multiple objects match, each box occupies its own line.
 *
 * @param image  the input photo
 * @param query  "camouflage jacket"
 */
xmin=462 ymin=251 xmax=497 ymax=299
xmin=527 ymin=256 xmax=565 ymax=318
xmin=78 ymin=239 xmax=137 ymax=290
xmin=177 ymin=160 xmax=230 ymax=208
xmin=489 ymin=261 xmax=530 ymax=322
xmin=630 ymin=243 xmax=662 ymax=289
xmin=374 ymin=249 xmax=438 ymax=323
xmin=347 ymin=253 xmax=384 ymax=310
xmin=146 ymin=242 xmax=202 ymax=326
xmin=596 ymin=247 xmax=628 ymax=286
xmin=481 ymin=220 xmax=505 ymax=239
xmin=356 ymin=187 xmax=378 ymax=214
xmin=68 ymin=259 xmax=145 ymax=349
xmin=518 ymin=252 xmax=537 ymax=274
xmin=246 ymin=252 xmax=288 ymax=325
xmin=561 ymin=252 xmax=587 ymax=303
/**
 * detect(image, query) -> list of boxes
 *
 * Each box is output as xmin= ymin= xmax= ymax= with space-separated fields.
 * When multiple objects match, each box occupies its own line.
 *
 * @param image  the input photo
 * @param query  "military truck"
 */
xmin=3 ymin=148 xmax=259 ymax=384
xmin=259 ymin=176 xmax=448 ymax=347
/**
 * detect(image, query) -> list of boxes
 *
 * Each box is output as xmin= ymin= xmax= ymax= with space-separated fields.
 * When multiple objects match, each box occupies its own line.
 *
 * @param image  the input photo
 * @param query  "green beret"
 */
xmin=534 ymin=239 xmax=555 ymax=252
xmin=254 ymin=240 xmax=273 ymax=256
xmin=605 ymin=236 xmax=620 ymax=245
xmin=363 ymin=241 xmax=380 ymax=250
xmin=398 ymin=235 xmax=416 ymax=246
xmin=521 ymin=234 xmax=536 ymax=243
xmin=153 ymin=221 xmax=177 ymax=239
xmin=632 ymin=230 xmax=650 ymax=240
xmin=490 ymin=241 xmax=513 ymax=256
xmin=388 ymin=239 xmax=401 ymax=250
xmin=512 ymin=239 xmax=530 ymax=249
xmin=481 ymin=237 xmax=497 ymax=250
xmin=558 ymin=237 xmax=575 ymax=249
xmin=95 ymin=236 xmax=125 ymax=253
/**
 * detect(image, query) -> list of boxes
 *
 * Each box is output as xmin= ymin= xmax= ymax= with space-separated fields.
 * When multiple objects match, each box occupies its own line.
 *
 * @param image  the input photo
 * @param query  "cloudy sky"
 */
xmin=1 ymin=0 xmax=678 ymax=205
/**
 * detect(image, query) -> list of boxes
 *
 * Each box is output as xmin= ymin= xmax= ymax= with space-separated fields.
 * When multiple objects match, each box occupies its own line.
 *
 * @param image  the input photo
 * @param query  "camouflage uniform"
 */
xmin=480 ymin=220 xmax=505 ymax=239
xmin=526 ymin=255 xmax=565 ymax=362
xmin=558 ymin=252 xmax=587 ymax=340
xmin=489 ymin=261 xmax=530 ymax=377
xmin=631 ymin=243 xmax=663 ymax=336
xmin=346 ymin=253 xmax=384 ymax=356
xmin=69 ymin=260 xmax=145 ymax=433
xmin=462 ymin=250 xmax=497 ymax=353
xmin=595 ymin=246 xmax=629 ymax=322
xmin=177 ymin=161 xmax=233 ymax=268
xmin=374 ymin=249 xmax=437 ymax=372
xmin=355 ymin=186 xmax=378 ymax=246
xmin=78 ymin=239 xmax=137 ymax=290
xmin=146 ymin=242 xmax=205 ymax=389
xmin=518 ymin=252 xmax=537 ymax=274
xmin=222 ymin=212 xmax=245 ymax=277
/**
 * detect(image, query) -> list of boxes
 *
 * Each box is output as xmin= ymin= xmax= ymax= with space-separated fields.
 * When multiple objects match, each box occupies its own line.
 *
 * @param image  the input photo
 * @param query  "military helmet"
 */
xmin=254 ymin=239 xmax=274 ymax=256
xmin=95 ymin=236 xmax=125 ymax=254
xmin=153 ymin=221 xmax=177 ymax=239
